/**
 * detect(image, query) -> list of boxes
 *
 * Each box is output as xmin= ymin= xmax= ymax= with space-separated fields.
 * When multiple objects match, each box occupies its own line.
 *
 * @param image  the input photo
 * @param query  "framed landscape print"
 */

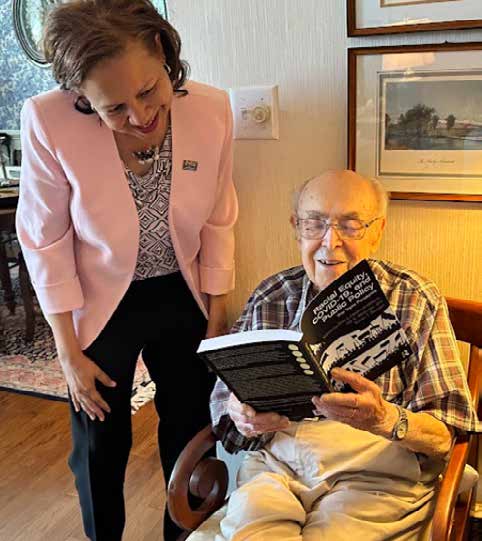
xmin=348 ymin=43 xmax=482 ymax=201
xmin=347 ymin=0 xmax=482 ymax=36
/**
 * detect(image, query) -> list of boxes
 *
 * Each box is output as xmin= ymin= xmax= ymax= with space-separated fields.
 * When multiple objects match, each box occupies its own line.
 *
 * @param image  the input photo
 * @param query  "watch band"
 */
xmin=391 ymin=405 xmax=408 ymax=441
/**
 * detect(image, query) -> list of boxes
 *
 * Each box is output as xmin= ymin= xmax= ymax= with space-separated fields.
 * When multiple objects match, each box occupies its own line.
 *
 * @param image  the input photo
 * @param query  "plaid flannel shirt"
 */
xmin=210 ymin=259 xmax=481 ymax=454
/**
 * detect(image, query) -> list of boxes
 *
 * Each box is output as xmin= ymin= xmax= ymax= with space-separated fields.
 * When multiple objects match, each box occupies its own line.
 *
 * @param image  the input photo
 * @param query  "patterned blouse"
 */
xmin=210 ymin=259 xmax=481 ymax=454
xmin=124 ymin=125 xmax=179 ymax=280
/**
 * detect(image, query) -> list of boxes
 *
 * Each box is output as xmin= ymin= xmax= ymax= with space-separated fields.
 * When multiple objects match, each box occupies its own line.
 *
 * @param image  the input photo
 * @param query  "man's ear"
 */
xmin=290 ymin=215 xmax=300 ymax=241
xmin=369 ymin=217 xmax=386 ymax=253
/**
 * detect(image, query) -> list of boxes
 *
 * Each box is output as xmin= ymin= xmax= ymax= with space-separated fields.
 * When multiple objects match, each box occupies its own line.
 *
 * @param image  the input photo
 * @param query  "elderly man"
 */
xmin=209 ymin=170 xmax=480 ymax=540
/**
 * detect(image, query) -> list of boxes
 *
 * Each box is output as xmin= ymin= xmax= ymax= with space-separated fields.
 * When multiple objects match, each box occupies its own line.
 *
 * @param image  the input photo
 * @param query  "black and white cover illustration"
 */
xmin=301 ymin=259 xmax=413 ymax=391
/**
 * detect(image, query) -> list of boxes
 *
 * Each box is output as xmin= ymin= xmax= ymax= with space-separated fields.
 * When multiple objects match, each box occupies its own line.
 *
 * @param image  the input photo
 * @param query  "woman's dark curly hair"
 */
xmin=42 ymin=0 xmax=189 ymax=112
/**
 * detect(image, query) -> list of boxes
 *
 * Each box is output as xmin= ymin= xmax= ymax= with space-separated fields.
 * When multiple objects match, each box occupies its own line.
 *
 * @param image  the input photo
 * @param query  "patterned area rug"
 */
xmin=0 ymin=277 xmax=155 ymax=414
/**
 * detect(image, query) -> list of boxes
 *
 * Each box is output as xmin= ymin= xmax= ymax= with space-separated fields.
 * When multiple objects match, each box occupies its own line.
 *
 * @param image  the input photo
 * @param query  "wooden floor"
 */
xmin=0 ymin=391 xmax=166 ymax=541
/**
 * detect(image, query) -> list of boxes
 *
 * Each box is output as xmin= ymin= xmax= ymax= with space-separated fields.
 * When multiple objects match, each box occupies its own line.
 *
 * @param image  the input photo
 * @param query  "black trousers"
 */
xmin=68 ymin=272 xmax=213 ymax=541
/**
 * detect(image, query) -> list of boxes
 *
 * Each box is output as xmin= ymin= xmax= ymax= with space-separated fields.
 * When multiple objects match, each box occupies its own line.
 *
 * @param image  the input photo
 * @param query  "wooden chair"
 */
xmin=0 ymin=228 xmax=16 ymax=314
xmin=167 ymin=298 xmax=482 ymax=541
xmin=0 ymin=207 xmax=36 ymax=342
xmin=0 ymin=304 xmax=4 ymax=351
xmin=432 ymin=298 xmax=482 ymax=541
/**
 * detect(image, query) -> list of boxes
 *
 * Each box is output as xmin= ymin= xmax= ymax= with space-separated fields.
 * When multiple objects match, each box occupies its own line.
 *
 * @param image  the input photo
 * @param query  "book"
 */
xmin=198 ymin=259 xmax=413 ymax=421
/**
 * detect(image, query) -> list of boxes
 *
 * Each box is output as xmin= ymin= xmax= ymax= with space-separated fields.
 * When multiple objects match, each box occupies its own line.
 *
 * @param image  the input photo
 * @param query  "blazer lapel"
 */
xmin=169 ymin=91 xmax=206 ymax=261
xmin=170 ymin=93 xmax=204 ymax=201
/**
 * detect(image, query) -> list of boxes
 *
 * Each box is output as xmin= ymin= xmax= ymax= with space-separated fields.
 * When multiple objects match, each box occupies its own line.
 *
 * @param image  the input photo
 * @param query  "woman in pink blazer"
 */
xmin=16 ymin=1 xmax=237 ymax=539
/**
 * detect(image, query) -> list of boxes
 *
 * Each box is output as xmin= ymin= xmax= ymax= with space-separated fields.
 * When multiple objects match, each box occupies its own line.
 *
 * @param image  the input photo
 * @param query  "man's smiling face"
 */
xmin=294 ymin=170 xmax=385 ymax=291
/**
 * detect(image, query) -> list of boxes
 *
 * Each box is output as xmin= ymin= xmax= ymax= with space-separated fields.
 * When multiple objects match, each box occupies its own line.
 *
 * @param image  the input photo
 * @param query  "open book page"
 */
xmin=301 ymin=259 xmax=412 ymax=391
xmin=197 ymin=329 xmax=302 ymax=352
xmin=198 ymin=331 xmax=330 ymax=421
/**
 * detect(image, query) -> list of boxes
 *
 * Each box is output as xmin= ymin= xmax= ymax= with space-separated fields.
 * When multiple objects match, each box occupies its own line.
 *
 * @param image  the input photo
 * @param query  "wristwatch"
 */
xmin=391 ymin=405 xmax=408 ymax=441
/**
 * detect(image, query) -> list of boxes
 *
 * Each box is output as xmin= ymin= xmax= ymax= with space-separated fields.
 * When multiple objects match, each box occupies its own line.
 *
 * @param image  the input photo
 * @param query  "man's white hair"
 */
xmin=292 ymin=171 xmax=389 ymax=217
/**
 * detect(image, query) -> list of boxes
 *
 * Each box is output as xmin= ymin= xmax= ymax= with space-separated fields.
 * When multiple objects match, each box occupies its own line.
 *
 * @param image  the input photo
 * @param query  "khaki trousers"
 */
xmin=217 ymin=420 xmax=442 ymax=541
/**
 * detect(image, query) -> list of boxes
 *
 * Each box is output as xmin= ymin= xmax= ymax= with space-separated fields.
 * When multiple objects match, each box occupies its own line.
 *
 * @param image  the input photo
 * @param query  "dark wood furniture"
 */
xmin=0 ymin=209 xmax=17 ymax=314
xmin=167 ymin=298 xmax=482 ymax=541
xmin=0 ymin=204 xmax=36 ymax=342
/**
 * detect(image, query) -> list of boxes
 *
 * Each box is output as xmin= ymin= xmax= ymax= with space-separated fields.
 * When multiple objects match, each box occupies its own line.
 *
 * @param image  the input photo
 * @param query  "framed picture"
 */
xmin=347 ymin=0 xmax=482 ymax=36
xmin=348 ymin=42 xmax=482 ymax=201
xmin=13 ymin=0 xmax=168 ymax=68
xmin=154 ymin=0 xmax=168 ymax=18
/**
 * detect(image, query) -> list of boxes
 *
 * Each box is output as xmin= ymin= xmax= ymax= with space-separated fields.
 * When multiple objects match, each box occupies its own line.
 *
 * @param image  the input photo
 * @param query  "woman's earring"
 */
xmin=74 ymin=95 xmax=96 ymax=115
xmin=163 ymin=63 xmax=172 ymax=75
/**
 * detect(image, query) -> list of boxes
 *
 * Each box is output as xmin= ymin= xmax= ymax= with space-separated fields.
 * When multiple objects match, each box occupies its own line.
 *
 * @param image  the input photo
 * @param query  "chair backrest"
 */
xmin=446 ymin=298 xmax=482 ymax=347
xmin=431 ymin=298 xmax=482 ymax=541
xmin=446 ymin=298 xmax=482 ymax=411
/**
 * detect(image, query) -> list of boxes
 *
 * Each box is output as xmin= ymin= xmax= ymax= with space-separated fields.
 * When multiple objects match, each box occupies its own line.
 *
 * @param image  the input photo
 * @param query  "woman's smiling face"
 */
xmin=80 ymin=38 xmax=173 ymax=145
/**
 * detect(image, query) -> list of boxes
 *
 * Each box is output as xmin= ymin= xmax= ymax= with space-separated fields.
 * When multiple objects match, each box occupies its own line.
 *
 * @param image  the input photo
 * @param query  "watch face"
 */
xmin=396 ymin=421 xmax=408 ymax=439
xmin=392 ymin=407 xmax=408 ymax=440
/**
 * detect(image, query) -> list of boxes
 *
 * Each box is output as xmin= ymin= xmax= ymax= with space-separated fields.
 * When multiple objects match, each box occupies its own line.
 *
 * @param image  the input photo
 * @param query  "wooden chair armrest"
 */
xmin=167 ymin=424 xmax=229 ymax=532
xmin=431 ymin=435 xmax=472 ymax=541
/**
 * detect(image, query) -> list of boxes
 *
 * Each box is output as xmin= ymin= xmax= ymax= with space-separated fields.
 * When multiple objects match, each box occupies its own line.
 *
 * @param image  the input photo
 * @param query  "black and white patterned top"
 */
xmin=124 ymin=125 xmax=179 ymax=280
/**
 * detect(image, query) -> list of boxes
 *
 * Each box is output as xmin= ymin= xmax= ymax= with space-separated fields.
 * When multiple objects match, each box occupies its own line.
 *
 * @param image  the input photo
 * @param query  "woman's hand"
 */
xmin=206 ymin=294 xmax=228 ymax=338
xmin=45 ymin=311 xmax=117 ymax=421
xmin=227 ymin=393 xmax=290 ymax=438
xmin=59 ymin=352 xmax=117 ymax=422
xmin=311 ymin=367 xmax=398 ymax=437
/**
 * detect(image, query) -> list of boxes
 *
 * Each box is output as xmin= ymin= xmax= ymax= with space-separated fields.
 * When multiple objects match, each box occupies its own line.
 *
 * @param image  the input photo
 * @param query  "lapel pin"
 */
xmin=182 ymin=160 xmax=198 ymax=171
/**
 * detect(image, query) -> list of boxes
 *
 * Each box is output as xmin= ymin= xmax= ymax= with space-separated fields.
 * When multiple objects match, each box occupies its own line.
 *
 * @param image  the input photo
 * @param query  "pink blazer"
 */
xmin=17 ymin=81 xmax=238 ymax=349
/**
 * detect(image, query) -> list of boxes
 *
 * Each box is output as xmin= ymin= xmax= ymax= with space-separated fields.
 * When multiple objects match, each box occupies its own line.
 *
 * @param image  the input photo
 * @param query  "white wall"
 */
xmin=169 ymin=0 xmax=482 ymax=321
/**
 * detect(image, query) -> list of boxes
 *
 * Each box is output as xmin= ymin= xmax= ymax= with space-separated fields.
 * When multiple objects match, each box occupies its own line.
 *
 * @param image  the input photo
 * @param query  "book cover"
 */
xmin=301 ymin=259 xmax=413 ymax=392
xmin=198 ymin=260 xmax=412 ymax=421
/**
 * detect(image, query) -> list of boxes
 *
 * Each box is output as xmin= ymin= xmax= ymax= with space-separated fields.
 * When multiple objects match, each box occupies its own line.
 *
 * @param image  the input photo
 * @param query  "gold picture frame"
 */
xmin=347 ymin=0 xmax=482 ymax=36
xmin=348 ymin=42 xmax=482 ymax=202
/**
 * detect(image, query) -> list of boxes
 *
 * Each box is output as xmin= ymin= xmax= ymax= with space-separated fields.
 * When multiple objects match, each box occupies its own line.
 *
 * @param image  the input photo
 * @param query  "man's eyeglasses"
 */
xmin=295 ymin=217 xmax=383 ymax=240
